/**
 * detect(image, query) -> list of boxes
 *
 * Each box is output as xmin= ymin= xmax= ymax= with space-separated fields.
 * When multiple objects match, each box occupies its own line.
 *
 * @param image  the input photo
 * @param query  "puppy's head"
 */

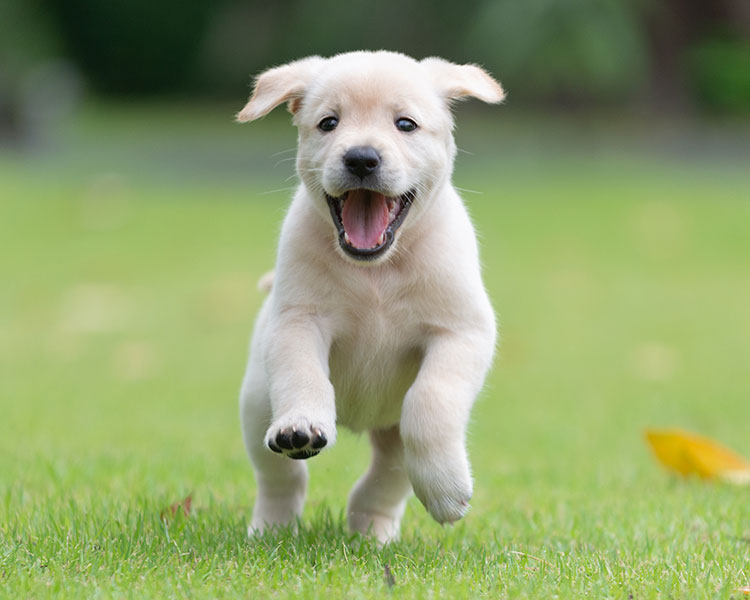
xmin=238 ymin=51 xmax=504 ymax=263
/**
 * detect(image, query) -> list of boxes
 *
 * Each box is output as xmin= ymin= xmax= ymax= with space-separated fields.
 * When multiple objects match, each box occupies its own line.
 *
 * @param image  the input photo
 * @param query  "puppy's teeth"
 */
xmin=376 ymin=233 xmax=385 ymax=246
xmin=344 ymin=232 xmax=352 ymax=245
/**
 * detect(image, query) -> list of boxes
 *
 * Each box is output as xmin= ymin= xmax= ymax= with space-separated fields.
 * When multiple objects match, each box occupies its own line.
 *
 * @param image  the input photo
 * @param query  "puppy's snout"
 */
xmin=344 ymin=146 xmax=381 ymax=179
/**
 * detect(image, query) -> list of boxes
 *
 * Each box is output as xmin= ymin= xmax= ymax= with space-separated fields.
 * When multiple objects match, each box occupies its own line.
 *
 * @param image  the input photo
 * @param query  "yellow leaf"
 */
xmin=644 ymin=429 xmax=750 ymax=483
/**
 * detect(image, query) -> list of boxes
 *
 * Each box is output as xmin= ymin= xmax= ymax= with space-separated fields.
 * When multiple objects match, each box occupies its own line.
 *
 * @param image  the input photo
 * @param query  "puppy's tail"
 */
xmin=257 ymin=270 xmax=274 ymax=294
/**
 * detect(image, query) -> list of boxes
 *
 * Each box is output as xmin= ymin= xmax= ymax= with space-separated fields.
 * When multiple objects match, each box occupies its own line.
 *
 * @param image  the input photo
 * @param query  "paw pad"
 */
xmin=267 ymin=426 xmax=327 ymax=459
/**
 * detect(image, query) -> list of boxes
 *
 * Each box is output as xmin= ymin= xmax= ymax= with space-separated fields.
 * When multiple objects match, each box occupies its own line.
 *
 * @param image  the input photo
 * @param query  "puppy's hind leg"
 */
xmin=240 ymin=358 xmax=308 ymax=535
xmin=347 ymin=425 xmax=413 ymax=545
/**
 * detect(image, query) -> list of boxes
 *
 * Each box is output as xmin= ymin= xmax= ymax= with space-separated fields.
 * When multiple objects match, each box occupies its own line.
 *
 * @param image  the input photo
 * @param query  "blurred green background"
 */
xmin=3 ymin=0 xmax=750 ymax=116
xmin=1 ymin=1 xmax=749 ymax=596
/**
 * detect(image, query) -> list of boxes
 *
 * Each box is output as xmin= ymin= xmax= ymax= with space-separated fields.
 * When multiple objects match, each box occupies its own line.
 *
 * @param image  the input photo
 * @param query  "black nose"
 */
xmin=343 ymin=146 xmax=381 ymax=179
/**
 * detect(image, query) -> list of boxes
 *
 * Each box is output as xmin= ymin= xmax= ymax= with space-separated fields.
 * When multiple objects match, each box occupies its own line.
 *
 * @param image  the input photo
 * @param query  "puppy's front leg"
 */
xmin=400 ymin=329 xmax=494 ymax=524
xmin=265 ymin=313 xmax=336 ymax=459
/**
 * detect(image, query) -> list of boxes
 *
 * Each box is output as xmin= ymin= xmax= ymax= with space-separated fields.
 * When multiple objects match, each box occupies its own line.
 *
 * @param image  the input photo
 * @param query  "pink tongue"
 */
xmin=341 ymin=190 xmax=390 ymax=249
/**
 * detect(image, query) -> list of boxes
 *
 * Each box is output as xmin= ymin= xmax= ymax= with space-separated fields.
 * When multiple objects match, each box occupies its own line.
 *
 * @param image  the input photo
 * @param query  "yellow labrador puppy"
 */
xmin=237 ymin=51 xmax=503 ymax=544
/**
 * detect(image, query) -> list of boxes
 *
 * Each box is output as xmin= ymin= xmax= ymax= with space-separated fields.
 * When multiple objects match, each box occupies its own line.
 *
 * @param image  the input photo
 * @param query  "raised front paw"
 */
xmin=265 ymin=419 xmax=333 ymax=460
xmin=404 ymin=444 xmax=473 ymax=524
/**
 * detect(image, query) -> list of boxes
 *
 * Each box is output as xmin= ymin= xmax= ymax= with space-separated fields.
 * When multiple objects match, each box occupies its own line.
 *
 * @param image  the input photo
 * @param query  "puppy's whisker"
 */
xmin=270 ymin=148 xmax=297 ymax=157
xmin=259 ymin=186 xmax=298 ymax=196
xmin=274 ymin=157 xmax=298 ymax=168
xmin=455 ymin=186 xmax=482 ymax=195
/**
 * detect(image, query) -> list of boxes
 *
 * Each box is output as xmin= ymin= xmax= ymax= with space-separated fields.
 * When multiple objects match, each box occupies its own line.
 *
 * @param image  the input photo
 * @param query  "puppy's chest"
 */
xmin=326 ymin=291 xmax=424 ymax=432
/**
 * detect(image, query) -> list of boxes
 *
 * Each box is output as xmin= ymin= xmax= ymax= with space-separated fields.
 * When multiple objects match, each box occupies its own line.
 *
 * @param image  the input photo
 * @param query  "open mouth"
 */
xmin=326 ymin=189 xmax=415 ymax=260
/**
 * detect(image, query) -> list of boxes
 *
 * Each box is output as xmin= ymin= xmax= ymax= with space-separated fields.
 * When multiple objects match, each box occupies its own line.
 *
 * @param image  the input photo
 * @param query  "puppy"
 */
xmin=237 ymin=51 xmax=503 ymax=544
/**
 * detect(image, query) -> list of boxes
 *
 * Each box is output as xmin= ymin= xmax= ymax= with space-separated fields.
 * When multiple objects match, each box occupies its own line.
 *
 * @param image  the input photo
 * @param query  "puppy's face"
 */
xmin=238 ymin=52 xmax=504 ymax=263
xmin=295 ymin=55 xmax=454 ymax=262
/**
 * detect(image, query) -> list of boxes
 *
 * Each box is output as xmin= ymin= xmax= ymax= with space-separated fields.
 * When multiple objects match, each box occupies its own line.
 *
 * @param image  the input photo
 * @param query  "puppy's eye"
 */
xmin=395 ymin=118 xmax=418 ymax=132
xmin=318 ymin=117 xmax=339 ymax=132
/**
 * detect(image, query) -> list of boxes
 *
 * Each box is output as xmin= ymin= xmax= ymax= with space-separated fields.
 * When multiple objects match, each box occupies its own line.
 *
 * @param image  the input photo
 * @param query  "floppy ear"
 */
xmin=236 ymin=56 xmax=324 ymax=123
xmin=421 ymin=57 xmax=505 ymax=104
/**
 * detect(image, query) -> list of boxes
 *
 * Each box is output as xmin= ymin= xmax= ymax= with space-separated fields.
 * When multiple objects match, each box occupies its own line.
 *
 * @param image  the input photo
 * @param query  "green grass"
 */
xmin=1 ymin=104 xmax=749 ymax=598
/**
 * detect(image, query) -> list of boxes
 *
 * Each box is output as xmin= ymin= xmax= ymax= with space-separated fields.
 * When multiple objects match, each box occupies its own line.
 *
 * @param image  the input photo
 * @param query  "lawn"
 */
xmin=1 ymin=104 xmax=749 ymax=598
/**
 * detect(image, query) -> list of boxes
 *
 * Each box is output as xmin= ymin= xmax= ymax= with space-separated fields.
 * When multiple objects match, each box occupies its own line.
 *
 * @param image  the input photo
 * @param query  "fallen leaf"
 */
xmin=160 ymin=495 xmax=193 ymax=521
xmin=645 ymin=429 xmax=750 ymax=484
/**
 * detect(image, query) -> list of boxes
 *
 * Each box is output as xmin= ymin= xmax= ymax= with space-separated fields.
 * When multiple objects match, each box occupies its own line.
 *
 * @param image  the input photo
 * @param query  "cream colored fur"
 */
xmin=237 ymin=51 xmax=503 ymax=544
